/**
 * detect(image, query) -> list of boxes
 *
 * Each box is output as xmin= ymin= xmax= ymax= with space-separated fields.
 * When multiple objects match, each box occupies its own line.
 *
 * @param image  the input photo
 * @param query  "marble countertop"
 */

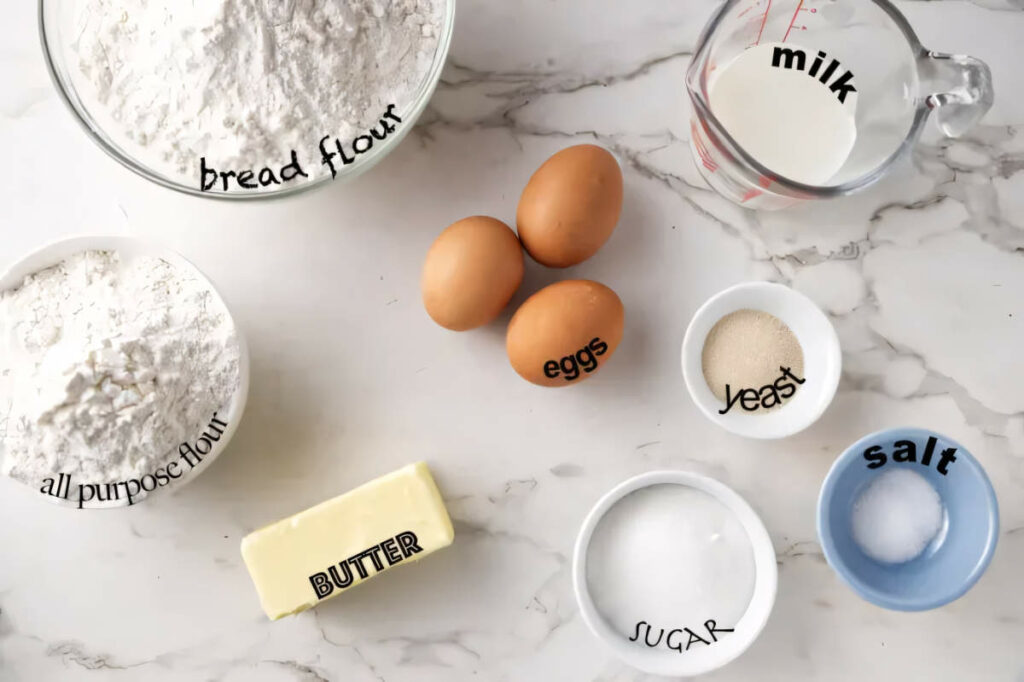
xmin=2 ymin=0 xmax=1023 ymax=680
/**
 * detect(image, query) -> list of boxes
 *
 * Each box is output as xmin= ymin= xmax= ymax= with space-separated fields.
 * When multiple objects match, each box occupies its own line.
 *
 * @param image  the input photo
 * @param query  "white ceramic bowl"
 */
xmin=0 ymin=236 xmax=250 ymax=509
xmin=681 ymin=281 xmax=841 ymax=439
xmin=572 ymin=471 xmax=777 ymax=677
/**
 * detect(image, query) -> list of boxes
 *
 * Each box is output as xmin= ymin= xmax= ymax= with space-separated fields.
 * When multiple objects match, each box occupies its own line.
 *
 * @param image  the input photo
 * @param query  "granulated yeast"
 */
xmin=701 ymin=309 xmax=804 ymax=410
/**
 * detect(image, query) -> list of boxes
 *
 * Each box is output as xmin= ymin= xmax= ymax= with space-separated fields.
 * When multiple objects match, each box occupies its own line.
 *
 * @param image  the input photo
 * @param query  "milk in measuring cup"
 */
xmin=709 ymin=42 xmax=858 ymax=186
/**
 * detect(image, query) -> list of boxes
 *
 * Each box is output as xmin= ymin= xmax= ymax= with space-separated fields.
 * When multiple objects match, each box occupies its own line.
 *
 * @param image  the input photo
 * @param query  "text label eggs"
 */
xmin=506 ymin=280 xmax=624 ymax=386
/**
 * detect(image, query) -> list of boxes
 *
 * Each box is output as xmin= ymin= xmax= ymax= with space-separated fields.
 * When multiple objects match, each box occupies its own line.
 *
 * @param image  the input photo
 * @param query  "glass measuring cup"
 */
xmin=686 ymin=0 xmax=993 ymax=210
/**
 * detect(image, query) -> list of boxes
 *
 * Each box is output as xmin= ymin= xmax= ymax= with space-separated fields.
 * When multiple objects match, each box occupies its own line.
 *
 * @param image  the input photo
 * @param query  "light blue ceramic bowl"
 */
xmin=817 ymin=427 xmax=998 ymax=611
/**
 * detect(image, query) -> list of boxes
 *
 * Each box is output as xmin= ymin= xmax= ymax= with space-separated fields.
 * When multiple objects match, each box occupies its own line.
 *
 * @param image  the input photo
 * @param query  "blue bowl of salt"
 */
xmin=817 ymin=427 xmax=998 ymax=611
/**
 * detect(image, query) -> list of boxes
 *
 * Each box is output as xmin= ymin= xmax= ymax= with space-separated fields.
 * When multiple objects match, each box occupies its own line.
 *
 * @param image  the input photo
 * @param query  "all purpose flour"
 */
xmin=72 ymin=0 xmax=444 ymax=187
xmin=0 ymin=251 xmax=240 ymax=487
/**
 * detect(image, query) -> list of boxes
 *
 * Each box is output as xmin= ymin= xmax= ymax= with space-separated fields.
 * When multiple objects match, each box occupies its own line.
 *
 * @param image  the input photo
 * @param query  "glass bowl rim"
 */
xmin=38 ymin=0 xmax=456 ymax=201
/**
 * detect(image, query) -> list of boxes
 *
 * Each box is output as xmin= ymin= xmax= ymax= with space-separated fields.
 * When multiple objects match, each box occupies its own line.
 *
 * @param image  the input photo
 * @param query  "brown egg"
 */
xmin=517 ymin=145 xmax=623 ymax=268
xmin=506 ymin=279 xmax=624 ymax=387
xmin=422 ymin=216 xmax=524 ymax=331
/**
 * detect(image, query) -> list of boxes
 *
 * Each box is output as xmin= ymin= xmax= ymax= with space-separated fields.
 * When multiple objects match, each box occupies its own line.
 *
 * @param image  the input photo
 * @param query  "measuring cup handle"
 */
xmin=919 ymin=51 xmax=994 ymax=137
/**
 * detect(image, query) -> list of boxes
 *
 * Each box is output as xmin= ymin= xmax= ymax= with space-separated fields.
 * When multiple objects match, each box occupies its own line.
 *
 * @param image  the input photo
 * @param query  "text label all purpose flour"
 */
xmin=0 ymin=251 xmax=241 ymax=508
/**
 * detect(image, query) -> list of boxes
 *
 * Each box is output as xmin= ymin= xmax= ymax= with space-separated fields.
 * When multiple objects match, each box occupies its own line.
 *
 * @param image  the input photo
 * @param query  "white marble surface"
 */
xmin=2 ymin=0 xmax=1024 ymax=680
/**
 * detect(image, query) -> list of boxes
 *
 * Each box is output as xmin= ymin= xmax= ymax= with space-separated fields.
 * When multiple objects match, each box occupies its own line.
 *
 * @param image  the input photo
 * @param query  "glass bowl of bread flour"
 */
xmin=0 ymin=236 xmax=250 ymax=509
xmin=39 ymin=0 xmax=455 ymax=199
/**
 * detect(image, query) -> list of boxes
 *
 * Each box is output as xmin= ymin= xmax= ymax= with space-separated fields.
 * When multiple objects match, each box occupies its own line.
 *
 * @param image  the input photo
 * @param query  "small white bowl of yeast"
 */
xmin=681 ymin=281 xmax=841 ymax=439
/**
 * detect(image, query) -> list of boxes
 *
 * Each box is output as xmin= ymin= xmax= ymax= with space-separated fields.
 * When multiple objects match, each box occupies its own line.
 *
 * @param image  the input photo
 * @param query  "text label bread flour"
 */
xmin=200 ymin=104 xmax=405 ymax=192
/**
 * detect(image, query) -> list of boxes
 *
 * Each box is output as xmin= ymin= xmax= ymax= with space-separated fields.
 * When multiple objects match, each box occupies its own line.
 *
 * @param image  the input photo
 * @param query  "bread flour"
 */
xmin=0 ymin=250 xmax=240 ymax=485
xmin=71 ymin=0 xmax=444 ymax=186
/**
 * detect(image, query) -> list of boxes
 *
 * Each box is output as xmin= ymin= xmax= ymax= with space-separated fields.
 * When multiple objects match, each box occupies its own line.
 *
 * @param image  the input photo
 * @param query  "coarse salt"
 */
xmin=851 ymin=468 xmax=944 ymax=564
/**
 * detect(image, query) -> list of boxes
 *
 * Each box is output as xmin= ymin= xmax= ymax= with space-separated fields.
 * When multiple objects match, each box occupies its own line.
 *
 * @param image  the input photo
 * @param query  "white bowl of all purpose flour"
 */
xmin=39 ymin=0 xmax=456 ymax=199
xmin=0 ymin=236 xmax=250 ymax=510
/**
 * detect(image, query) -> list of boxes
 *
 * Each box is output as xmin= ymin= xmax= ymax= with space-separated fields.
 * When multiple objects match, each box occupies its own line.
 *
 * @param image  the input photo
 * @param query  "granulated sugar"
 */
xmin=586 ymin=484 xmax=756 ymax=641
xmin=72 ymin=0 xmax=444 ymax=186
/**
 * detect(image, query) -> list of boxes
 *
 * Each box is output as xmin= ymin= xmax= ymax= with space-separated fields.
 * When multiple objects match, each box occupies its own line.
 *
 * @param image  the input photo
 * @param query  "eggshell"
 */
xmin=506 ymin=279 xmax=624 ymax=387
xmin=422 ymin=216 xmax=524 ymax=331
xmin=516 ymin=145 xmax=623 ymax=268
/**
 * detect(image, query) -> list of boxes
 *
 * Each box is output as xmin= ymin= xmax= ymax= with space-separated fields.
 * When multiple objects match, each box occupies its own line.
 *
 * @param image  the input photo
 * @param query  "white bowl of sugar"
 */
xmin=572 ymin=471 xmax=777 ymax=677
xmin=681 ymin=281 xmax=841 ymax=439
xmin=0 ymin=236 xmax=250 ymax=509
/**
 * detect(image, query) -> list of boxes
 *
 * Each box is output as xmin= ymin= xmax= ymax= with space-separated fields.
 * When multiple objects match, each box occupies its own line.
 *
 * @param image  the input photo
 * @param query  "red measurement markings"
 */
xmin=738 ymin=3 xmax=756 ymax=17
xmin=783 ymin=1 xmax=817 ymax=42
xmin=753 ymin=0 xmax=772 ymax=45
xmin=786 ymin=0 xmax=802 ymax=41
xmin=691 ymin=121 xmax=718 ymax=172
xmin=741 ymin=176 xmax=774 ymax=203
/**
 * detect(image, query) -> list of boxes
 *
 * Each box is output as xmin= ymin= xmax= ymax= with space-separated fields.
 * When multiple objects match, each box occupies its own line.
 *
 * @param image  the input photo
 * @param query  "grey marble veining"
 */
xmin=1 ymin=0 xmax=1023 ymax=680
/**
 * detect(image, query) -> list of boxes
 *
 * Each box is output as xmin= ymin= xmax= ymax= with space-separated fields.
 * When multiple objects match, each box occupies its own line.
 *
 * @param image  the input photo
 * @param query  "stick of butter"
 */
xmin=241 ymin=461 xmax=454 ymax=620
